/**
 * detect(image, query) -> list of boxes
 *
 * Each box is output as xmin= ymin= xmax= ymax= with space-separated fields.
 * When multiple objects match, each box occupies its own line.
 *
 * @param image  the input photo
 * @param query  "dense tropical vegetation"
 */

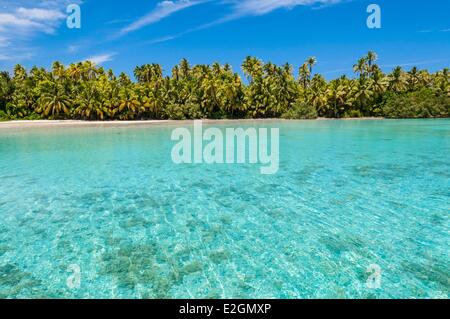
xmin=0 ymin=52 xmax=449 ymax=121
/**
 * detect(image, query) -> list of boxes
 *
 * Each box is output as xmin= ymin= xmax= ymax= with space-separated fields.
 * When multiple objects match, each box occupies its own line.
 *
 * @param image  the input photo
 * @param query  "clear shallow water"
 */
xmin=0 ymin=119 xmax=448 ymax=299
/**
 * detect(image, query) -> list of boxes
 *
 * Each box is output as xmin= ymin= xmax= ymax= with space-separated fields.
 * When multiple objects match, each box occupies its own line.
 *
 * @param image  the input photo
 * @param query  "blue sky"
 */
xmin=0 ymin=0 xmax=449 ymax=78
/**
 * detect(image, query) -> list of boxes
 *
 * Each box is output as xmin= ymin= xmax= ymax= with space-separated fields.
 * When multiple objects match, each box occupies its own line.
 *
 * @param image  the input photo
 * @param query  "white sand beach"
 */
xmin=0 ymin=118 xmax=388 ymax=130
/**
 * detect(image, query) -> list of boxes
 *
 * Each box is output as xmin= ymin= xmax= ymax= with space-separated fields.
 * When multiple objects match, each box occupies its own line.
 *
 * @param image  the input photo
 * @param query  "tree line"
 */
xmin=0 ymin=51 xmax=449 ymax=121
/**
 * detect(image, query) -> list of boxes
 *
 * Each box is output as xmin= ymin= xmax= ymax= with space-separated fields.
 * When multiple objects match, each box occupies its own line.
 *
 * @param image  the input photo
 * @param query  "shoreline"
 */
xmin=0 ymin=117 xmax=448 ymax=130
xmin=0 ymin=117 xmax=388 ymax=129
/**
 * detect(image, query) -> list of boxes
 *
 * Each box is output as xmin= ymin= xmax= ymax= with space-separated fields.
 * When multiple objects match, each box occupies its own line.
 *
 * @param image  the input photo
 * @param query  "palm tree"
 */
xmin=306 ymin=56 xmax=317 ymax=81
xmin=67 ymin=63 xmax=83 ymax=81
xmin=81 ymin=61 xmax=98 ymax=81
xmin=354 ymin=78 xmax=374 ymax=115
xmin=308 ymin=74 xmax=327 ymax=116
xmin=52 ymin=61 xmax=66 ymax=81
xmin=179 ymin=58 xmax=191 ymax=80
xmin=73 ymin=82 xmax=100 ymax=119
xmin=366 ymin=51 xmax=378 ymax=77
xmin=299 ymin=63 xmax=310 ymax=89
xmin=407 ymin=67 xmax=421 ymax=91
xmin=134 ymin=64 xmax=163 ymax=84
xmin=1 ymin=53 xmax=449 ymax=121
xmin=117 ymin=87 xmax=141 ymax=119
xmin=242 ymin=56 xmax=263 ymax=83
xmin=0 ymin=72 xmax=13 ymax=110
xmin=388 ymin=66 xmax=407 ymax=92
xmin=37 ymin=80 xmax=71 ymax=117
xmin=353 ymin=58 xmax=367 ymax=79
xmin=242 ymin=57 xmax=265 ymax=117
xmin=327 ymin=79 xmax=348 ymax=118
xmin=434 ymin=68 xmax=450 ymax=97
xmin=372 ymin=69 xmax=386 ymax=93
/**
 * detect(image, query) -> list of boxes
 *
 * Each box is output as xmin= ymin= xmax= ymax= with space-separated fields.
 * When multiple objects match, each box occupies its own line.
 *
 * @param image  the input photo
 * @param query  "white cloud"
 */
xmin=120 ymin=0 xmax=204 ymax=35
xmin=225 ymin=0 xmax=342 ymax=17
xmin=145 ymin=0 xmax=343 ymax=44
xmin=85 ymin=53 xmax=116 ymax=65
xmin=147 ymin=35 xmax=179 ymax=44
xmin=0 ymin=1 xmax=81 ymax=63
xmin=121 ymin=0 xmax=340 ymax=38
xmin=16 ymin=7 xmax=66 ymax=21
xmin=0 ymin=6 xmax=68 ymax=38
xmin=0 ymin=12 xmax=49 ymax=32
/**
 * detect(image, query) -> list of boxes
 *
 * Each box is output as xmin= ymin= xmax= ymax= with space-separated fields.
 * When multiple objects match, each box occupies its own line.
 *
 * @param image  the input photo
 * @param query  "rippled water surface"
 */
xmin=0 ymin=119 xmax=449 ymax=298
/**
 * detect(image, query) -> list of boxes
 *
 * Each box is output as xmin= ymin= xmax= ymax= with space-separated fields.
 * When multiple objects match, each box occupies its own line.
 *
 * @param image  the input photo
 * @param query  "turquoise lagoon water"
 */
xmin=0 ymin=119 xmax=448 ymax=299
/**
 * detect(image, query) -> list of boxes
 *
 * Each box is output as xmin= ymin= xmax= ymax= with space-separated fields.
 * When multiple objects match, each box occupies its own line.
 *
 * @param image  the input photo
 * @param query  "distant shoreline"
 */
xmin=0 ymin=117 xmax=448 ymax=130
xmin=0 ymin=117 xmax=402 ymax=129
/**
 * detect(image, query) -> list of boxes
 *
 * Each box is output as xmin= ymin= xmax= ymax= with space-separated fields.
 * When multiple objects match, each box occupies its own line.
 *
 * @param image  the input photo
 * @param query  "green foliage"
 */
xmin=0 ymin=72 xmax=13 ymax=111
xmin=344 ymin=110 xmax=364 ymax=118
xmin=0 ymin=110 xmax=41 ymax=121
xmin=0 ymin=110 xmax=10 ymax=121
xmin=0 ymin=53 xmax=448 ymax=121
xmin=282 ymin=101 xmax=318 ymax=119
xmin=381 ymin=89 xmax=450 ymax=118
